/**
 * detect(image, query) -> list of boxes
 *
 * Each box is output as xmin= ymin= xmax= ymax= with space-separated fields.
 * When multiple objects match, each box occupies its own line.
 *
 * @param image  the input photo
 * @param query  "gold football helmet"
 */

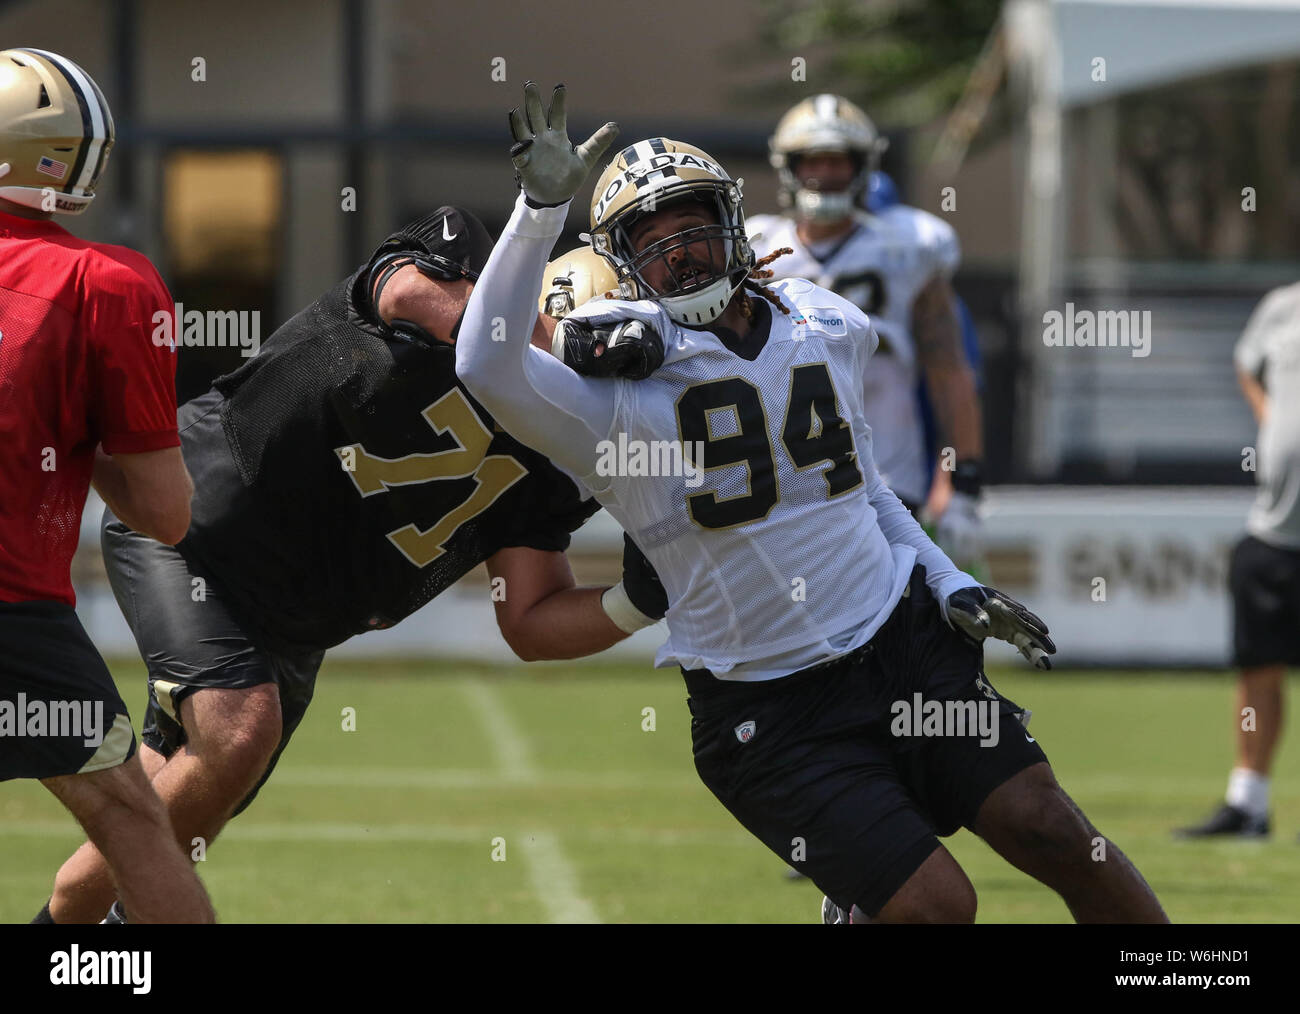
xmin=0 ymin=48 xmax=114 ymax=215
xmin=769 ymin=94 xmax=886 ymax=222
xmin=538 ymin=245 xmax=619 ymax=320
xmin=588 ymin=138 xmax=754 ymax=326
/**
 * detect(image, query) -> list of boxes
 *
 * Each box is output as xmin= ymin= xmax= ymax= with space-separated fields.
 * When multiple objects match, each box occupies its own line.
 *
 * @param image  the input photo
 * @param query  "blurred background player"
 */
xmin=868 ymin=169 xmax=986 ymax=551
xmin=747 ymin=95 xmax=986 ymax=572
xmin=1177 ymin=282 xmax=1300 ymax=839
xmin=0 ymin=47 xmax=213 ymax=924
xmin=39 ymin=205 xmax=665 ymax=923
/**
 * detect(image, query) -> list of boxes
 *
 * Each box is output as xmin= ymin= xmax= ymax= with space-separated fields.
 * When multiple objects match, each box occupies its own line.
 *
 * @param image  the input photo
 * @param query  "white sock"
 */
xmin=1225 ymin=767 xmax=1269 ymax=818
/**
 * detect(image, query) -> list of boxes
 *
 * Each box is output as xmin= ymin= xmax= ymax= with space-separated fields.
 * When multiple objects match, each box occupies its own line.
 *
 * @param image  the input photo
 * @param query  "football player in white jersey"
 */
xmin=457 ymin=82 xmax=1166 ymax=924
xmin=747 ymin=95 xmax=984 ymax=568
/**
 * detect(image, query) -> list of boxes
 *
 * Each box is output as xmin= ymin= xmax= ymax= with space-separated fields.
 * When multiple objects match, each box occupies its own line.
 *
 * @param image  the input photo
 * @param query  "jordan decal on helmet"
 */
xmin=588 ymin=137 xmax=755 ymax=326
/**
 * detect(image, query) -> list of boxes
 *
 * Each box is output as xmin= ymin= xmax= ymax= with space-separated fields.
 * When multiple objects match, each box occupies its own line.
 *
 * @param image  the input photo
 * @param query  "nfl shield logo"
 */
xmin=734 ymin=720 xmax=756 ymax=743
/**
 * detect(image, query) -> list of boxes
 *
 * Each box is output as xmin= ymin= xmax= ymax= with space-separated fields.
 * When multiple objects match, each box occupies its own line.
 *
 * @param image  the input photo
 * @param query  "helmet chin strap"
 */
xmin=659 ymin=273 xmax=745 ymax=326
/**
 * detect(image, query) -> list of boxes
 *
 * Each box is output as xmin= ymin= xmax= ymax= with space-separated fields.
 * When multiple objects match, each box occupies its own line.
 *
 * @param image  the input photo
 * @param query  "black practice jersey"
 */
xmin=175 ymin=262 xmax=597 ymax=655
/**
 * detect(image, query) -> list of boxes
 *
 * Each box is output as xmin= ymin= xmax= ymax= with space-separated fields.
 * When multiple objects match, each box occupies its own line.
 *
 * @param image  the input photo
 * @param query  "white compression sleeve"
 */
xmin=455 ymin=193 xmax=618 ymax=486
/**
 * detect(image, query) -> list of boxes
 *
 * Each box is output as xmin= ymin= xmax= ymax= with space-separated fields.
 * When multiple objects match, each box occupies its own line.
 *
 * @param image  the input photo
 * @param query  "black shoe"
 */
xmin=821 ymin=895 xmax=851 ymax=924
xmin=99 ymin=901 xmax=127 ymax=924
xmin=1174 ymin=803 xmax=1270 ymax=838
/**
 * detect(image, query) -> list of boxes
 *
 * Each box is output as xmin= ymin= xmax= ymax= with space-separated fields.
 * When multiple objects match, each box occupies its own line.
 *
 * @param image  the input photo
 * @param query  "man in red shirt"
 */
xmin=0 ymin=47 xmax=213 ymax=923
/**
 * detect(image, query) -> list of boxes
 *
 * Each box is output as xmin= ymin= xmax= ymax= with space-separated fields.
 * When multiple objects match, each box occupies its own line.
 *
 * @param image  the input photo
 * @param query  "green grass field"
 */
xmin=3 ymin=659 xmax=1298 ymax=923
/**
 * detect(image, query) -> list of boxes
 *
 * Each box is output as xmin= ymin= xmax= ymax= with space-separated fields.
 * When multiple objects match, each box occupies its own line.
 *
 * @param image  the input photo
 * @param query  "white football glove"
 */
xmin=508 ymin=82 xmax=618 ymax=207
xmin=933 ymin=490 xmax=984 ymax=571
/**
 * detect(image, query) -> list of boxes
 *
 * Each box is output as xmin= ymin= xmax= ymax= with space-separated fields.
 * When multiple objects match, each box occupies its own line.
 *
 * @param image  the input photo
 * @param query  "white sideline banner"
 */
xmin=979 ymin=486 xmax=1253 ymax=668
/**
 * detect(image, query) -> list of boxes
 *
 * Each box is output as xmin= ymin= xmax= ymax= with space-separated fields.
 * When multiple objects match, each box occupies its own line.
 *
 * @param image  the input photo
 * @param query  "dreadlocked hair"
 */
xmin=737 ymin=247 xmax=795 ymax=319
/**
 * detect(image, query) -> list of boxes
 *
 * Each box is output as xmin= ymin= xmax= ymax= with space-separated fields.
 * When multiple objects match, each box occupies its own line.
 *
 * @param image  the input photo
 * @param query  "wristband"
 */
xmin=952 ymin=460 xmax=983 ymax=497
xmin=601 ymin=581 xmax=657 ymax=634
xmin=524 ymin=194 xmax=568 ymax=210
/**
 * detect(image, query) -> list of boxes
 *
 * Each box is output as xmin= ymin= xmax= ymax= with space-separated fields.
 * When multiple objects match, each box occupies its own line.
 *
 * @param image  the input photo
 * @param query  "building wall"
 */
xmin=4 ymin=0 xmax=1002 ymax=326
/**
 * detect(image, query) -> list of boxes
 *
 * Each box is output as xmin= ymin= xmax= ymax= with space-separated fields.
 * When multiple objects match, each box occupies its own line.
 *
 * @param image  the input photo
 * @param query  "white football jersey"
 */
xmin=746 ymin=207 xmax=959 ymax=505
xmin=458 ymin=193 xmax=977 ymax=683
xmin=579 ymin=278 xmax=922 ymax=675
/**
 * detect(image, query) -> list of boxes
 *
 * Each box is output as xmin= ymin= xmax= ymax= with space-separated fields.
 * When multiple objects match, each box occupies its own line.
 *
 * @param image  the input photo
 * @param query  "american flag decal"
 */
xmin=37 ymin=156 xmax=68 ymax=179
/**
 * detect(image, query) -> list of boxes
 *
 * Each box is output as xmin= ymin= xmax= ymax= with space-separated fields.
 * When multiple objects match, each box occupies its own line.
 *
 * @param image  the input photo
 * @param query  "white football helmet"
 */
xmin=589 ymin=138 xmax=755 ymax=326
xmin=769 ymin=94 xmax=887 ymax=223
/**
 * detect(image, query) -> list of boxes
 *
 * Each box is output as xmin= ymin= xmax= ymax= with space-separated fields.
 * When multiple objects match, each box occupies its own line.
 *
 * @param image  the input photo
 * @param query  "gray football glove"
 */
xmin=508 ymin=82 xmax=618 ymax=207
xmin=946 ymin=586 xmax=1057 ymax=671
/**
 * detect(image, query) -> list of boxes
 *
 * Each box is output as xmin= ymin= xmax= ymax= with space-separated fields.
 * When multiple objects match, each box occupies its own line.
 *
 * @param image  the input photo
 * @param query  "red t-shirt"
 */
xmin=0 ymin=210 xmax=179 ymax=605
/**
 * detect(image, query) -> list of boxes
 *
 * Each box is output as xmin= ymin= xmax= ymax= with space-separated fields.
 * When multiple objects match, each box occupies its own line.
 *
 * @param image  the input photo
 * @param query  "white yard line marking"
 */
xmin=457 ymin=679 xmax=601 ymax=923
xmin=519 ymin=830 xmax=601 ymax=924
xmin=458 ymin=680 xmax=537 ymax=784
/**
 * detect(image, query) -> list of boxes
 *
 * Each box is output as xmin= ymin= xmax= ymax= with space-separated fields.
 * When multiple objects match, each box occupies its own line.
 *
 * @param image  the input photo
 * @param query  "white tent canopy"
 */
xmin=1006 ymin=0 xmax=1300 ymax=313
xmin=1003 ymin=0 xmax=1300 ymax=481
xmin=1049 ymin=0 xmax=1300 ymax=107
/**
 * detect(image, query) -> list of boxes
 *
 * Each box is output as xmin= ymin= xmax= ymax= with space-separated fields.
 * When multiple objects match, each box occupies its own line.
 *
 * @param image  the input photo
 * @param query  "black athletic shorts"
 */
xmin=1230 ymin=534 xmax=1300 ymax=668
xmin=0 ymin=600 xmax=137 ymax=781
xmin=685 ymin=564 xmax=1047 ymax=918
xmin=101 ymin=511 xmax=324 ymax=817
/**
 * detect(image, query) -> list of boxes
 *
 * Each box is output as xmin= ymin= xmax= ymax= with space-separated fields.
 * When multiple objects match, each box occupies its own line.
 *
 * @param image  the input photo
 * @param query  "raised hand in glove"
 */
xmin=553 ymin=317 xmax=664 ymax=380
xmin=945 ymin=586 xmax=1057 ymax=671
xmin=509 ymin=82 xmax=618 ymax=207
